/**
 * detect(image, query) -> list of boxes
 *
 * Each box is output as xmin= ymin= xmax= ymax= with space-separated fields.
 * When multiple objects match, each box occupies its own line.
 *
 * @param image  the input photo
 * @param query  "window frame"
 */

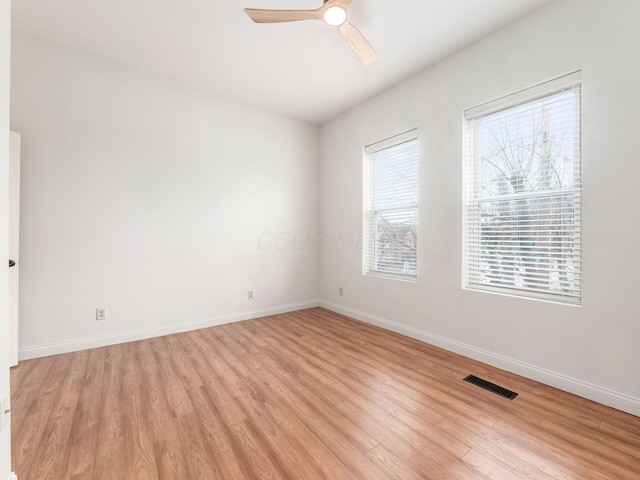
xmin=462 ymin=71 xmax=582 ymax=305
xmin=362 ymin=129 xmax=419 ymax=281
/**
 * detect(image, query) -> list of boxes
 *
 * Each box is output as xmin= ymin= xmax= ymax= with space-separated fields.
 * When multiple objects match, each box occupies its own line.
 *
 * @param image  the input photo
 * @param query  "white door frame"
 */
xmin=9 ymin=132 xmax=20 ymax=367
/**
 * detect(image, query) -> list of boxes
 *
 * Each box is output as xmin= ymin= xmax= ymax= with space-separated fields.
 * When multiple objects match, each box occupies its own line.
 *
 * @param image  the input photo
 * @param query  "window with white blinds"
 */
xmin=363 ymin=130 xmax=418 ymax=280
xmin=463 ymin=72 xmax=582 ymax=304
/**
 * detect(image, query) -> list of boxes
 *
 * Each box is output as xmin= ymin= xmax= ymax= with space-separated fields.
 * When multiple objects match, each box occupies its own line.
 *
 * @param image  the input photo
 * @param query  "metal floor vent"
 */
xmin=463 ymin=375 xmax=518 ymax=400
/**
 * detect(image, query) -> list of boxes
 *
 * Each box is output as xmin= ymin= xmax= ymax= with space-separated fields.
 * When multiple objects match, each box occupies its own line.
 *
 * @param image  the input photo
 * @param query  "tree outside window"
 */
xmin=465 ymin=74 xmax=582 ymax=304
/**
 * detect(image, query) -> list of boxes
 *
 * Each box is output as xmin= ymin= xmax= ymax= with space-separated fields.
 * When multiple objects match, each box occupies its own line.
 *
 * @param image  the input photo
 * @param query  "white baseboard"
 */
xmin=8 ymin=473 xmax=18 ymax=480
xmin=320 ymin=301 xmax=640 ymax=417
xmin=18 ymin=300 xmax=320 ymax=361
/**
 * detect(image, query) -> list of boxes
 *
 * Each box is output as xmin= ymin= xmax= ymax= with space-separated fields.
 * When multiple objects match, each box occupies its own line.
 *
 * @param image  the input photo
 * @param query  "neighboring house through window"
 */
xmin=363 ymin=130 xmax=419 ymax=280
xmin=463 ymin=71 xmax=582 ymax=304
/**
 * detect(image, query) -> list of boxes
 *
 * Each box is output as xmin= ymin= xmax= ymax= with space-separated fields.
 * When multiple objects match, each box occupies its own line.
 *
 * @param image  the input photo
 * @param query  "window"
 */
xmin=463 ymin=72 xmax=582 ymax=304
xmin=363 ymin=130 xmax=419 ymax=280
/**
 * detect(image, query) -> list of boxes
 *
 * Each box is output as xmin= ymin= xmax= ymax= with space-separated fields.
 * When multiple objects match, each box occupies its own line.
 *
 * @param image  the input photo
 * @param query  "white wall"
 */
xmin=0 ymin=0 xmax=12 ymax=477
xmin=319 ymin=0 xmax=640 ymax=415
xmin=11 ymin=33 xmax=320 ymax=357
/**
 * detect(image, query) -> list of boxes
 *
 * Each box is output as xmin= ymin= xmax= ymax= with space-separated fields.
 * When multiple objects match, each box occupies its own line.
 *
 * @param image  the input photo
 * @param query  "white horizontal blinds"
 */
xmin=363 ymin=130 xmax=418 ymax=279
xmin=464 ymin=72 xmax=582 ymax=304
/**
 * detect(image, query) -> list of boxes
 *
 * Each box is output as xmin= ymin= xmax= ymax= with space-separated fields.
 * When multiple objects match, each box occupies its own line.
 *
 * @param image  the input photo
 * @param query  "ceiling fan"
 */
xmin=244 ymin=0 xmax=376 ymax=66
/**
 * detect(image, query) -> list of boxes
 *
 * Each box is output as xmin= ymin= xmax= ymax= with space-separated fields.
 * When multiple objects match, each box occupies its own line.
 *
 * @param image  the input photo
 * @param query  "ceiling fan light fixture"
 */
xmin=323 ymin=6 xmax=347 ymax=27
xmin=244 ymin=1 xmax=376 ymax=66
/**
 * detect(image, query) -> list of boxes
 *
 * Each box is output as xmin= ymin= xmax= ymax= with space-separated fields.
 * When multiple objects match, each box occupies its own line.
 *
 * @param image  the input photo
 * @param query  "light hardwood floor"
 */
xmin=10 ymin=307 xmax=640 ymax=479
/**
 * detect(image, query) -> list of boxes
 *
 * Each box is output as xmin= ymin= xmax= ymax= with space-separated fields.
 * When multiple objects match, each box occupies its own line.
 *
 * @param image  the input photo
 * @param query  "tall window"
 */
xmin=363 ymin=130 xmax=419 ymax=280
xmin=463 ymin=72 xmax=582 ymax=304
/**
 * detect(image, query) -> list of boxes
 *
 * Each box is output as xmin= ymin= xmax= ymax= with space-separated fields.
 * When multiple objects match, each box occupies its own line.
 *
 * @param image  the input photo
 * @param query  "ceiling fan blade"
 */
xmin=244 ymin=8 xmax=321 ymax=23
xmin=327 ymin=0 xmax=352 ymax=9
xmin=338 ymin=22 xmax=376 ymax=66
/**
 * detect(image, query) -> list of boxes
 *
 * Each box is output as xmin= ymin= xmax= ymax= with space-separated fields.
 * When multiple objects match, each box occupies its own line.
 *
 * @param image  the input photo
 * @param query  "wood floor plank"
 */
xmin=93 ymin=437 xmax=126 ymax=480
xmin=462 ymin=449 xmax=527 ymax=480
xmin=365 ymin=444 xmax=426 ymax=480
xmin=153 ymin=348 xmax=194 ymax=418
xmin=11 ymin=307 xmax=640 ymax=479
xmin=155 ymin=451 xmax=187 ymax=480
xmin=492 ymin=419 xmax=635 ymax=480
xmin=435 ymin=415 xmax=562 ymax=480
xmin=136 ymin=342 xmax=190 ymax=479
xmin=235 ymin=385 xmax=327 ymax=480
xmin=336 ymin=399 xmax=485 ymax=479
xmin=120 ymin=353 xmax=159 ymax=480
xmin=21 ymin=353 xmax=74 ymax=418
xmin=538 ymin=418 xmax=640 ymax=474
xmin=22 ymin=351 xmax=89 ymax=480
xmin=173 ymin=412 xmax=223 ymax=479
xmin=96 ymin=348 xmax=124 ymax=445
xmin=65 ymin=353 xmax=106 ymax=479
xmin=245 ymin=370 xmax=385 ymax=480
xmin=186 ymin=386 xmax=253 ymax=479
xmin=256 ymin=350 xmax=380 ymax=455
xmin=229 ymin=419 xmax=291 ymax=480
xmin=9 ymin=411 xmax=49 ymax=474
xmin=184 ymin=330 xmax=249 ymax=426
xmin=9 ymin=356 xmax=54 ymax=421
xmin=599 ymin=420 xmax=640 ymax=449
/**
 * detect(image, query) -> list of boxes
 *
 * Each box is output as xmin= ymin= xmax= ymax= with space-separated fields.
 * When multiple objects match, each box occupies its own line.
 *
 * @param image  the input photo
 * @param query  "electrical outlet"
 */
xmin=1 ymin=396 xmax=10 ymax=432
xmin=248 ymin=291 xmax=254 ymax=300
xmin=339 ymin=287 xmax=344 ymax=296
xmin=96 ymin=308 xmax=107 ymax=321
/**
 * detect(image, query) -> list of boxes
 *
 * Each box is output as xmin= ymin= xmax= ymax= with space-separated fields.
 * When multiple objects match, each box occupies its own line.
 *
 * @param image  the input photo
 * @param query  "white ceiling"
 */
xmin=12 ymin=0 xmax=554 ymax=125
